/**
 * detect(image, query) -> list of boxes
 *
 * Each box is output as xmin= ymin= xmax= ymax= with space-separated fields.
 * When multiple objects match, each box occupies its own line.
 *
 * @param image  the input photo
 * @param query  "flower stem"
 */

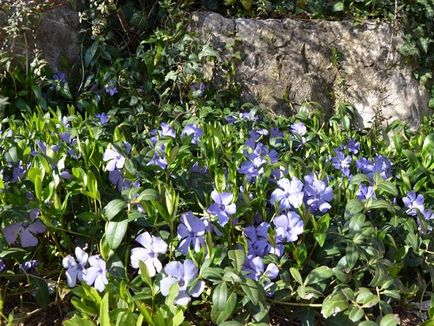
xmin=268 ymin=298 xmax=322 ymax=308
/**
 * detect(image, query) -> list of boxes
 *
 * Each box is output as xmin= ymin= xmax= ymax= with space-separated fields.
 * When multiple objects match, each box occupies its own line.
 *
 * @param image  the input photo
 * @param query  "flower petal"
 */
xmin=174 ymin=291 xmax=191 ymax=305
xmin=27 ymin=220 xmax=45 ymax=234
xmin=20 ymin=228 xmax=38 ymax=247
xmin=164 ymin=261 xmax=184 ymax=279
xmin=182 ymin=259 xmax=198 ymax=283
xmin=66 ymin=267 xmax=78 ymax=287
xmin=189 ymin=280 xmax=205 ymax=297
xmin=135 ymin=232 xmax=152 ymax=248
xmin=130 ymin=247 xmax=150 ymax=269
xmin=160 ymin=276 xmax=177 ymax=296
xmin=3 ymin=223 xmax=22 ymax=244
xmin=75 ymin=247 xmax=88 ymax=266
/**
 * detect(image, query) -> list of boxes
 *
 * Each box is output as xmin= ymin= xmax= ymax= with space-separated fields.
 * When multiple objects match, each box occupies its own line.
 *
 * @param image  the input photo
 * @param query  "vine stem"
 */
xmin=268 ymin=298 xmax=322 ymax=308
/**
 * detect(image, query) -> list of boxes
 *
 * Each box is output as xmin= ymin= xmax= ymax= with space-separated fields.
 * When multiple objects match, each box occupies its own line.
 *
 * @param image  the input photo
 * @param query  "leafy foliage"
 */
xmin=0 ymin=0 xmax=433 ymax=325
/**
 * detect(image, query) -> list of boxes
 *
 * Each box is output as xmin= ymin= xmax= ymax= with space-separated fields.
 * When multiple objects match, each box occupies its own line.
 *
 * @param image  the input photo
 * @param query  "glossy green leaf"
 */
xmin=106 ymin=220 xmax=128 ymax=250
xmin=103 ymin=199 xmax=126 ymax=221
xmin=321 ymin=292 xmax=349 ymax=318
xmin=304 ymin=266 xmax=334 ymax=285
xmin=100 ymin=293 xmax=110 ymax=326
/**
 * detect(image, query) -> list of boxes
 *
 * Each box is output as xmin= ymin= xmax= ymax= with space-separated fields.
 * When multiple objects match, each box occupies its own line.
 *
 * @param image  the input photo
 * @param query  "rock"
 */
xmin=0 ymin=4 xmax=80 ymax=74
xmin=190 ymin=11 xmax=430 ymax=129
xmin=34 ymin=5 xmax=80 ymax=73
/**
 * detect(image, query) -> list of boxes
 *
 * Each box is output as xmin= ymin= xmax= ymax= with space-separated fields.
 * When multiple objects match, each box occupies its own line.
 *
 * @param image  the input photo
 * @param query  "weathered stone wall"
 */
xmin=0 ymin=3 xmax=80 ymax=74
xmin=190 ymin=11 xmax=430 ymax=129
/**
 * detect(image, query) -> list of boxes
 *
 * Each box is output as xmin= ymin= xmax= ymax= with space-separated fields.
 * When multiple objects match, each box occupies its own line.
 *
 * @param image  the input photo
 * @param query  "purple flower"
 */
xmin=109 ymin=169 xmax=123 ymax=191
xmin=3 ymin=209 xmax=45 ymax=247
xmin=61 ymin=116 xmax=70 ymax=128
xmin=246 ymin=130 xmax=261 ymax=149
xmin=239 ymin=143 xmax=278 ymax=181
xmin=104 ymin=85 xmax=118 ymax=96
xmin=21 ymin=260 xmax=38 ymax=272
xmin=240 ymin=111 xmax=257 ymax=121
xmin=244 ymin=222 xmax=279 ymax=257
xmin=273 ymin=211 xmax=304 ymax=243
xmin=270 ymin=177 xmax=304 ymax=210
xmin=159 ymin=123 xmax=176 ymax=138
xmin=243 ymin=256 xmax=279 ymax=282
xmin=60 ymin=170 xmax=73 ymax=180
xmin=59 ymin=132 xmax=75 ymax=145
xmin=423 ymin=209 xmax=433 ymax=221
xmin=403 ymin=191 xmax=425 ymax=216
xmin=207 ymin=190 xmax=236 ymax=226
xmin=190 ymin=162 xmax=207 ymax=174
xmin=62 ymin=247 xmax=88 ymax=288
xmin=356 ymin=155 xmax=392 ymax=180
xmin=12 ymin=161 xmax=29 ymax=182
xmin=356 ymin=184 xmax=376 ymax=201
xmin=303 ymin=173 xmax=334 ymax=213
xmin=290 ymin=122 xmax=307 ymax=136
xmin=373 ymin=155 xmax=392 ymax=179
xmin=95 ymin=113 xmax=109 ymax=125
xmin=0 ymin=260 xmax=5 ymax=272
xmin=225 ymin=116 xmax=236 ymax=124
xmin=160 ymin=259 xmax=205 ymax=305
xmin=347 ymin=139 xmax=360 ymax=154
xmin=83 ymin=255 xmax=108 ymax=292
xmin=124 ymin=141 xmax=132 ymax=154
xmin=191 ymin=82 xmax=205 ymax=97
xmin=103 ymin=147 xmax=125 ymax=172
xmin=181 ymin=124 xmax=203 ymax=144
xmin=147 ymin=145 xmax=167 ymax=169
xmin=177 ymin=212 xmax=206 ymax=255
xmin=270 ymin=127 xmax=283 ymax=146
xmin=53 ymin=71 xmax=67 ymax=85
xmin=131 ymin=232 xmax=168 ymax=277
xmin=331 ymin=149 xmax=352 ymax=177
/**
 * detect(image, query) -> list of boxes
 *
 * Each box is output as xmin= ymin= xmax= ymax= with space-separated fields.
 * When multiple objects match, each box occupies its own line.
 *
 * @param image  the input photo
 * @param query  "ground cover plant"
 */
xmin=0 ymin=0 xmax=433 ymax=325
xmin=0 ymin=105 xmax=433 ymax=325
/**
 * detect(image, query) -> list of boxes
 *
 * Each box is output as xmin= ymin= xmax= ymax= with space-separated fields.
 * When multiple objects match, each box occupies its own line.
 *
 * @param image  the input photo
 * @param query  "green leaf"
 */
xmin=240 ymin=0 xmax=252 ymax=10
xmin=366 ymin=199 xmax=395 ymax=212
xmin=359 ymin=322 xmax=378 ymax=326
xmin=348 ymin=307 xmax=365 ymax=322
xmin=377 ymin=180 xmax=398 ymax=197
xmin=421 ymin=320 xmax=434 ymax=326
xmin=64 ymin=315 xmax=96 ymax=326
xmin=290 ymin=267 xmax=303 ymax=285
xmin=379 ymin=314 xmax=398 ymax=326
xmin=228 ymin=249 xmax=245 ymax=272
xmin=349 ymin=213 xmax=365 ymax=233
xmin=220 ymin=322 xmax=243 ymax=326
xmin=134 ymin=301 xmax=155 ymax=326
xmin=138 ymin=261 xmax=153 ymax=288
xmin=105 ymin=220 xmax=128 ymax=250
xmin=321 ymin=292 xmax=349 ymax=318
xmin=350 ymin=174 xmax=370 ymax=185
xmin=345 ymin=244 xmax=359 ymax=269
xmin=345 ymin=199 xmax=364 ymax=216
xmin=34 ymin=174 xmax=42 ymax=201
xmin=304 ymin=266 xmax=334 ymax=285
xmin=211 ymin=283 xmax=236 ymax=324
xmin=333 ymin=1 xmax=344 ymax=11
xmin=240 ymin=278 xmax=262 ymax=306
xmin=103 ymin=199 xmax=126 ymax=221
xmin=100 ymin=293 xmax=110 ymax=326
xmin=29 ymin=276 xmax=49 ymax=308
xmin=85 ymin=40 xmax=99 ymax=66
xmin=137 ymin=189 xmax=159 ymax=201
xmin=214 ymin=170 xmax=227 ymax=193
